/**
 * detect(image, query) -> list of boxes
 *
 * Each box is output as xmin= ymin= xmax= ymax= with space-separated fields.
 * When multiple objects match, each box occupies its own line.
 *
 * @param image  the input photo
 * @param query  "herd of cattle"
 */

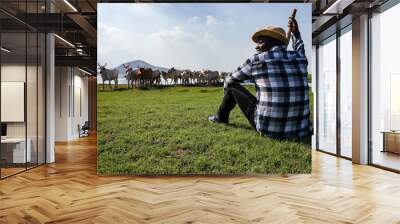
xmin=98 ymin=63 xmax=229 ymax=89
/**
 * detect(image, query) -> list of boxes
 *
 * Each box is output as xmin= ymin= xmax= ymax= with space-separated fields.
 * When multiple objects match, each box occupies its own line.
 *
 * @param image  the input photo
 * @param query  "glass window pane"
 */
xmin=317 ymin=35 xmax=337 ymax=154
xmin=371 ymin=3 xmax=400 ymax=171
xmin=1 ymin=1 xmax=46 ymax=179
xmin=38 ymin=33 xmax=45 ymax=165
xmin=1 ymin=31 xmax=27 ymax=177
xmin=27 ymin=31 xmax=38 ymax=169
xmin=340 ymin=28 xmax=352 ymax=158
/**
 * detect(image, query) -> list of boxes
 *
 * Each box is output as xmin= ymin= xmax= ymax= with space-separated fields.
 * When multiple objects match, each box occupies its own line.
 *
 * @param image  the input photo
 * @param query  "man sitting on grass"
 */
xmin=208 ymin=17 xmax=312 ymax=143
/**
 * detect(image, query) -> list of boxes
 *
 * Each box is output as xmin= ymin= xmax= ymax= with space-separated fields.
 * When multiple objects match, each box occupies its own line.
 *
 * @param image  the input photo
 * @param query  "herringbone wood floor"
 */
xmin=1 ymin=135 xmax=400 ymax=224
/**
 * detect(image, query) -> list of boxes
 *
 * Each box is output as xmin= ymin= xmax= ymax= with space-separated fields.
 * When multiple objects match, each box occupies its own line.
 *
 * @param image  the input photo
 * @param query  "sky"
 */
xmin=98 ymin=3 xmax=311 ymax=72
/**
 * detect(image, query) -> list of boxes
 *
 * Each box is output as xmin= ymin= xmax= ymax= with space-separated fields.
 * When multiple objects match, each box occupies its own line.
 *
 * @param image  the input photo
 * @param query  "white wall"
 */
xmin=74 ymin=73 xmax=89 ymax=135
xmin=55 ymin=66 xmax=69 ymax=141
xmin=1 ymin=82 xmax=25 ymax=122
xmin=1 ymin=64 xmax=26 ymax=82
xmin=1 ymin=65 xmax=26 ymax=136
xmin=55 ymin=67 xmax=89 ymax=141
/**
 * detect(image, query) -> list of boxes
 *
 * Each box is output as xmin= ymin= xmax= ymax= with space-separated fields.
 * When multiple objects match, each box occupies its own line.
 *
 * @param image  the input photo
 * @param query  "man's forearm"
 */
xmin=292 ymin=31 xmax=305 ymax=56
xmin=224 ymin=57 xmax=253 ymax=90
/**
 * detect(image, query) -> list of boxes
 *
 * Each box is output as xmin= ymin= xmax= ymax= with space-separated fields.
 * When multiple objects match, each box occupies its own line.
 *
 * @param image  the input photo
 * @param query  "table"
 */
xmin=1 ymin=138 xmax=32 ymax=163
xmin=381 ymin=131 xmax=400 ymax=154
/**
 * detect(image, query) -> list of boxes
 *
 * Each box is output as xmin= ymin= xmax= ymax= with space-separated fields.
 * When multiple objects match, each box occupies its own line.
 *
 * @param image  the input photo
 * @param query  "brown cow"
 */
xmin=138 ymin=67 xmax=153 ymax=88
xmin=123 ymin=64 xmax=140 ymax=88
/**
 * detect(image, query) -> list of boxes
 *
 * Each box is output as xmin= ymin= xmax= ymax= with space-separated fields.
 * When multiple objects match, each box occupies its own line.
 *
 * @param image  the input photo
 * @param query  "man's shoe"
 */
xmin=208 ymin=115 xmax=228 ymax=124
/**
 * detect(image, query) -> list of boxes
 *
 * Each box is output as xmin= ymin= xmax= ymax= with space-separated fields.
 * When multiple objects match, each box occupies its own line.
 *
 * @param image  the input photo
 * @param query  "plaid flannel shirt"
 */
xmin=225 ymin=32 xmax=312 ymax=139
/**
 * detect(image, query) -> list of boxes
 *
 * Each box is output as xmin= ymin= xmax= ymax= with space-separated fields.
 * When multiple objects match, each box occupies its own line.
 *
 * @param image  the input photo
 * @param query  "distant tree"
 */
xmin=307 ymin=74 xmax=312 ymax=83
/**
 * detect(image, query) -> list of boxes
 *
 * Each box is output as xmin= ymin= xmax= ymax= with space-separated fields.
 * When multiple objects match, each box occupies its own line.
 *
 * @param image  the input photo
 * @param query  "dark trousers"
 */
xmin=217 ymin=83 xmax=257 ymax=128
xmin=217 ymin=83 xmax=311 ymax=145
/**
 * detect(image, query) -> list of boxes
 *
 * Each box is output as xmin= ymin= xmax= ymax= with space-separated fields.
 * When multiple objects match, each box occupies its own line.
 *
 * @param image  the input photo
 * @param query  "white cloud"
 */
xmin=205 ymin=15 xmax=220 ymax=26
xmin=205 ymin=15 xmax=235 ymax=27
xmin=227 ymin=18 xmax=235 ymax=26
xmin=98 ymin=20 xmax=246 ymax=72
xmin=203 ymin=32 xmax=217 ymax=46
xmin=148 ymin=26 xmax=195 ymax=45
xmin=188 ymin=16 xmax=198 ymax=22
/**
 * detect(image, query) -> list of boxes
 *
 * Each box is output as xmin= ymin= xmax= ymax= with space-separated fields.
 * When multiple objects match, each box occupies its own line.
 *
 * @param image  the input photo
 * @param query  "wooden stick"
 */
xmin=286 ymin=9 xmax=297 ymax=45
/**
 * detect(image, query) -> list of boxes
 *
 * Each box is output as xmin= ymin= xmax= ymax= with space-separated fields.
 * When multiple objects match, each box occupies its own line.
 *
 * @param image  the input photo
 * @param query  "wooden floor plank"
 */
xmin=0 ymin=134 xmax=399 ymax=223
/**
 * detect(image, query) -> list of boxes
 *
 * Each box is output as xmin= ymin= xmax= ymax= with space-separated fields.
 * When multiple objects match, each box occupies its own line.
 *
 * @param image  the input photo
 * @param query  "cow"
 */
xmin=168 ymin=67 xmax=184 ymax=85
xmin=98 ymin=63 xmax=119 ymax=90
xmin=196 ymin=71 xmax=206 ymax=85
xmin=191 ymin=70 xmax=203 ymax=85
xmin=164 ymin=68 xmax=180 ymax=85
xmin=123 ymin=64 xmax=140 ymax=88
xmin=138 ymin=67 xmax=153 ymax=88
xmin=202 ymin=70 xmax=220 ymax=86
xmin=187 ymin=70 xmax=199 ymax=85
xmin=152 ymin=70 xmax=162 ymax=87
xmin=160 ymin=71 xmax=170 ymax=85
xmin=181 ymin=70 xmax=192 ymax=86
xmin=162 ymin=70 xmax=173 ymax=85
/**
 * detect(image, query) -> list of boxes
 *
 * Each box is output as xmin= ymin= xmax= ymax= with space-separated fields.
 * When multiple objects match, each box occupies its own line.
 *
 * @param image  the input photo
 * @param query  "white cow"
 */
xmin=167 ymin=67 xmax=183 ymax=85
xmin=98 ymin=63 xmax=119 ymax=90
xmin=181 ymin=70 xmax=192 ymax=86
xmin=190 ymin=70 xmax=202 ymax=85
xmin=160 ymin=71 xmax=170 ymax=85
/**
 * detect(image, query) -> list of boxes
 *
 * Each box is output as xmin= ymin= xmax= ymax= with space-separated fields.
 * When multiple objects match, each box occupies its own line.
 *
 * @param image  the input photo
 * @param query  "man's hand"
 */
xmin=288 ymin=17 xmax=300 ymax=35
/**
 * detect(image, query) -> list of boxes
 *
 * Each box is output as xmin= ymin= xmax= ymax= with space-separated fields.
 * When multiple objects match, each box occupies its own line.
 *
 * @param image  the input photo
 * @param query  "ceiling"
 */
xmin=1 ymin=0 xmax=98 ymax=74
xmin=0 ymin=0 xmax=391 ymax=74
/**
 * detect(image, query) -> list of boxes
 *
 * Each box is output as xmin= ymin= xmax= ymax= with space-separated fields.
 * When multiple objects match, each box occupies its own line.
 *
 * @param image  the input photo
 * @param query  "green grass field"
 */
xmin=97 ymin=85 xmax=312 ymax=175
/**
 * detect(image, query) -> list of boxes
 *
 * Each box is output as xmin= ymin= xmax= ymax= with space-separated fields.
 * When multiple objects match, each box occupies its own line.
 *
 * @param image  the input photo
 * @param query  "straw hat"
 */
xmin=251 ymin=26 xmax=288 ymax=45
